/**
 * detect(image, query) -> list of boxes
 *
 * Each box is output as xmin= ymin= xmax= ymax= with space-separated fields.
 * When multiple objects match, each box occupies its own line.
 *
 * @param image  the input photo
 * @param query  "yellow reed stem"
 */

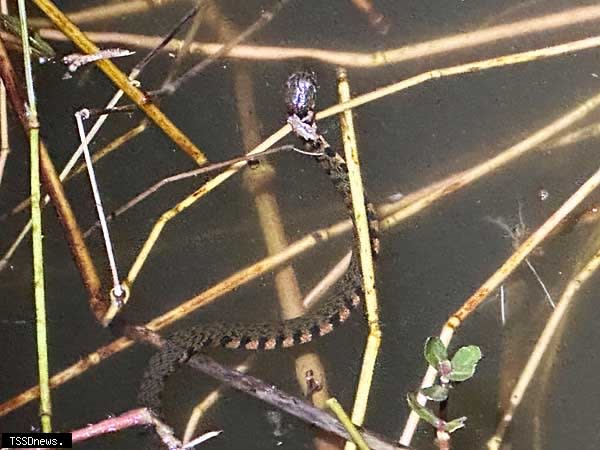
xmin=381 ymin=87 xmax=600 ymax=232
xmin=18 ymin=0 xmax=51 ymax=431
xmin=336 ymin=69 xmax=380 ymax=450
xmin=326 ymin=398 xmax=371 ymax=450
xmin=31 ymin=0 xmax=206 ymax=166
xmin=316 ymin=35 xmax=600 ymax=122
xmin=400 ymin=162 xmax=600 ymax=446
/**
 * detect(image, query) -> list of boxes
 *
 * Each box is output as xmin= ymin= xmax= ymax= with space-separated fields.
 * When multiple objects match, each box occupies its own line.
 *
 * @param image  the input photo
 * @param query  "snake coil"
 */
xmin=138 ymin=71 xmax=379 ymax=414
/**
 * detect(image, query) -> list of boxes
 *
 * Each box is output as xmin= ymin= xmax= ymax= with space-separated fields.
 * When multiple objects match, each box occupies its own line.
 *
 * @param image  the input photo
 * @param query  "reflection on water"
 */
xmin=2 ymin=1 xmax=600 ymax=449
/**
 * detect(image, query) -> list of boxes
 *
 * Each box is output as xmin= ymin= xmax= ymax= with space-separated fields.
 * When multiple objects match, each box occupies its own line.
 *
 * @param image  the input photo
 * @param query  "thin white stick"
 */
xmin=524 ymin=257 xmax=555 ymax=309
xmin=500 ymin=285 xmax=506 ymax=326
xmin=75 ymin=111 xmax=123 ymax=298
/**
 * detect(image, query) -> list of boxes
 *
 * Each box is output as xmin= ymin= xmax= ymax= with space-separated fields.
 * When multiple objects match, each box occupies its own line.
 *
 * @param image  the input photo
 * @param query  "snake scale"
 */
xmin=138 ymin=71 xmax=380 ymax=413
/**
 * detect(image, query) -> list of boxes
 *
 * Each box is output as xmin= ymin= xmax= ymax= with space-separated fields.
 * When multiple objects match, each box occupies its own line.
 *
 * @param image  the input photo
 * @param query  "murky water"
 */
xmin=2 ymin=1 xmax=600 ymax=449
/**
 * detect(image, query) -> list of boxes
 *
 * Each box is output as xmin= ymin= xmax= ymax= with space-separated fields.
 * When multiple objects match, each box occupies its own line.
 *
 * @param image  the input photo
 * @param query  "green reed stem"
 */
xmin=17 ymin=0 xmax=52 ymax=432
xmin=326 ymin=398 xmax=371 ymax=450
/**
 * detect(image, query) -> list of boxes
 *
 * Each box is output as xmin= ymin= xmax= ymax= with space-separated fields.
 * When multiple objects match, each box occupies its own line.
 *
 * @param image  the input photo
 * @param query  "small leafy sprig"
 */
xmin=407 ymin=337 xmax=482 ymax=436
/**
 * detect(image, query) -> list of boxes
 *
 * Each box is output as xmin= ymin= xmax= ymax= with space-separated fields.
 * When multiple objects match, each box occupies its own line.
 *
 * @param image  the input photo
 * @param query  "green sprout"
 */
xmin=407 ymin=337 xmax=482 ymax=436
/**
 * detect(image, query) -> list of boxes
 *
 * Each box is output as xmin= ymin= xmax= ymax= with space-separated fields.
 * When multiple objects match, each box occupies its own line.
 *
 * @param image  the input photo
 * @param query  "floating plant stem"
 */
xmin=326 ymin=398 xmax=371 ymax=450
xmin=133 ymin=2 xmax=203 ymax=75
xmin=336 ymin=68 xmax=381 ymax=450
xmin=349 ymin=0 xmax=390 ymax=34
xmin=17 ymin=0 xmax=51 ymax=432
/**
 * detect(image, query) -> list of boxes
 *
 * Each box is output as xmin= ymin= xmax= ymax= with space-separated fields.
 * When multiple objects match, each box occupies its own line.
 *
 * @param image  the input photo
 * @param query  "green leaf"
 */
xmin=421 ymin=385 xmax=449 ymax=402
xmin=424 ymin=336 xmax=448 ymax=369
xmin=448 ymin=345 xmax=482 ymax=382
xmin=445 ymin=416 xmax=467 ymax=433
xmin=406 ymin=392 xmax=441 ymax=428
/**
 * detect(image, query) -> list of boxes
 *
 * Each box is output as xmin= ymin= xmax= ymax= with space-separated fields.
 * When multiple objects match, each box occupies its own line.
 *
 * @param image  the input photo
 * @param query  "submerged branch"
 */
xmin=125 ymin=325 xmax=405 ymax=450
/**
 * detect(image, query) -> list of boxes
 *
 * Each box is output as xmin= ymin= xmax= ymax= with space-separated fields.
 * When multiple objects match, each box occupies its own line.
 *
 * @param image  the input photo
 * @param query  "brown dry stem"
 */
xmin=0 ymin=36 xmax=106 ymax=320
xmin=32 ymin=0 xmax=206 ymax=165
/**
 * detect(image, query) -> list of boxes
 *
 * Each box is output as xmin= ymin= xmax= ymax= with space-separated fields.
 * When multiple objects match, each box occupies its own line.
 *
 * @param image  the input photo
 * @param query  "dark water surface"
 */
xmin=2 ymin=1 xmax=600 ymax=449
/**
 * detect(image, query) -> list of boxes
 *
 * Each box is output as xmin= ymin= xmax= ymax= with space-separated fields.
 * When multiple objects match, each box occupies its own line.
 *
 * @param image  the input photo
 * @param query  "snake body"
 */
xmin=138 ymin=71 xmax=379 ymax=412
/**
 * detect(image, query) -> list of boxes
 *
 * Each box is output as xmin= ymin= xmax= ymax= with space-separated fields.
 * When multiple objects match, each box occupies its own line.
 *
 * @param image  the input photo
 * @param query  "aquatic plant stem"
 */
xmin=326 ymin=398 xmax=371 ymax=450
xmin=487 ymin=235 xmax=600 ymax=449
xmin=303 ymin=251 xmax=352 ymax=309
xmin=399 ymin=163 xmax=600 ymax=446
xmin=31 ymin=0 xmax=207 ymax=165
xmin=17 ymin=0 xmax=51 ymax=432
xmin=37 ymin=4 xmax=600 ymax=67
xmin=336 ymin=69 xmax=380 ymax=450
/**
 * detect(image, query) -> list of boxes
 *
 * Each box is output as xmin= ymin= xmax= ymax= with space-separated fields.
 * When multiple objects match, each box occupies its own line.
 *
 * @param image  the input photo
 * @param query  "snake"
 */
xmin=138 ymin=71 xmax=380 ymax=413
